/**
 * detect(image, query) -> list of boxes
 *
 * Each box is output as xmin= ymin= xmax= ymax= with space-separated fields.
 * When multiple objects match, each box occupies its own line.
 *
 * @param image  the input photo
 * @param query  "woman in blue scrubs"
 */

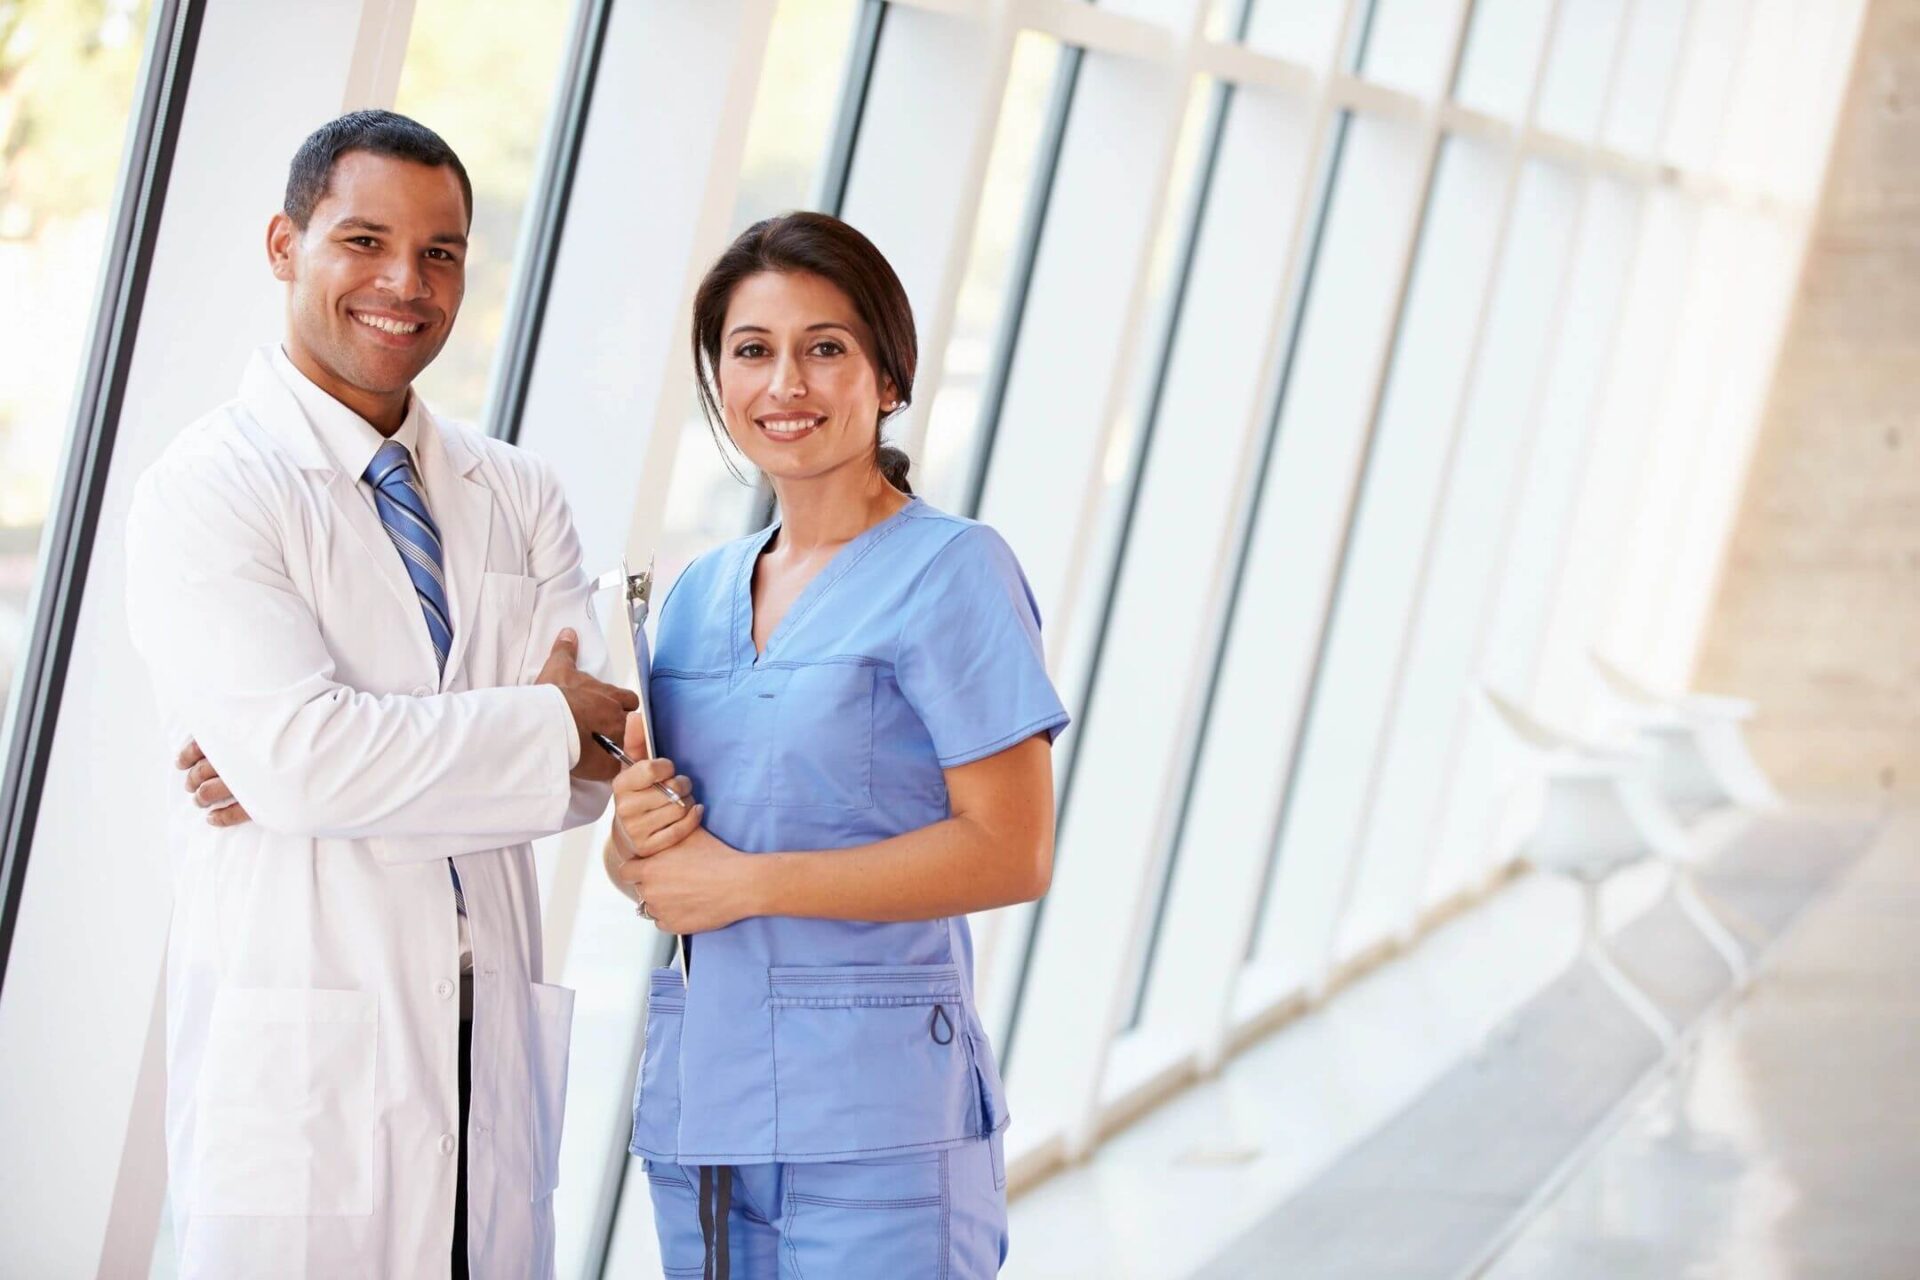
xmin=605 ymin=212 xmax=1068 ymax=1278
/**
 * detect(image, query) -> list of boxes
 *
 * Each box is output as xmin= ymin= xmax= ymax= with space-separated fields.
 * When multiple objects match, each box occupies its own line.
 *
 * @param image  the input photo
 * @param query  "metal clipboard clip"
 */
xmin=590 ymin=555 xmax=686 ymax=810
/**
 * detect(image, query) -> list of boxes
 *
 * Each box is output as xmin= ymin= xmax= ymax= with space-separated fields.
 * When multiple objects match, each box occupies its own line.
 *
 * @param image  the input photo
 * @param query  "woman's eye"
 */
xmin=734 ymin=343 xmax=770 ymax=359
xmin=810 ymin=341 xmax=845 ymax=357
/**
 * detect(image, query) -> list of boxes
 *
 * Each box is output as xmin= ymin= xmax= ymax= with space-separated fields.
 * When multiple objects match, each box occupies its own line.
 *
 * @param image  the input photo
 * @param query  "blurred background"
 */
xmin=1 ymin=0 xmax=1914 ymax=1276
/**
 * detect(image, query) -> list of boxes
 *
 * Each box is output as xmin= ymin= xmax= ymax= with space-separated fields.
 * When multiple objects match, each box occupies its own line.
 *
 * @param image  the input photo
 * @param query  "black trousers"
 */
xmin=454 ymin=1015 xmax=472 ymax=1279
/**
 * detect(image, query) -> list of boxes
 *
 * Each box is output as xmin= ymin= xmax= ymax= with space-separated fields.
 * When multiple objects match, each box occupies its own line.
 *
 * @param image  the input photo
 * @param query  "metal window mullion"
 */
xmin=0 ymin=0 xmax=207 ymax=995
xmin=957 ymin=44 xmax=1085 ymax=519
xmin=487 ymin=0 xmax=618 ymax=445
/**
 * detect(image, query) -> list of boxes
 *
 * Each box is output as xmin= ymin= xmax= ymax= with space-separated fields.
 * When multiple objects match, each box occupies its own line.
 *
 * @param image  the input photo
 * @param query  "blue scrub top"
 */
xmin=628 ymin=498 xmax=1069 ymax=1165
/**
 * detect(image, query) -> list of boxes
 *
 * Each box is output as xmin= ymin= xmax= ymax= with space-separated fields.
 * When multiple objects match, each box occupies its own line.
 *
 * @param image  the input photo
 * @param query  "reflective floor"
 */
xmin=1008 ymin=806 xmax=1905 ymax=1279
xmin=1486 ymin=807 xmax=1920 ymax=1279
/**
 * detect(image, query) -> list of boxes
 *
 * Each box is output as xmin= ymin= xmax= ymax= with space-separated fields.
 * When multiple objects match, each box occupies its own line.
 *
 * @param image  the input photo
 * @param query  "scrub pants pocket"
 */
xmin=783 ymin=1143 xmax=1007 ymax=1280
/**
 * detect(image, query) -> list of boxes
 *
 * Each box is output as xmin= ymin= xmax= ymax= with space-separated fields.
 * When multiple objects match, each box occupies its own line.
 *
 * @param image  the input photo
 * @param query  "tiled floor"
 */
xmin=1484 ymin=807 xmax=1919 ymax=1279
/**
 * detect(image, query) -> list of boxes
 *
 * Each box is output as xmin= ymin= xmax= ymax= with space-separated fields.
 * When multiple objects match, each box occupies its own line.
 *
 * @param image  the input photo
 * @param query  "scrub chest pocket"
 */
xmin=654 ymin=661 xmax=877 ymax=812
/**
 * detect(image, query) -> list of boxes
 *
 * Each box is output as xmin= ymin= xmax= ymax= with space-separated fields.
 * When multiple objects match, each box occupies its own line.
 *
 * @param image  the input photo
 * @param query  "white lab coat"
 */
xmin=124 ymin=347 xmax=611 ymax=1279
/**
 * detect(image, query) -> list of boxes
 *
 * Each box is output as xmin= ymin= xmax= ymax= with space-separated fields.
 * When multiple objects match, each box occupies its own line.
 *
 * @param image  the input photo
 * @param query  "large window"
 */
xmin=390 ymin=0 xmax=577 ymax=424
xmin=0 ymin=0 xmax=1872 ymax=1271
xmin=0 ymin=0 xmax=154 ymax=772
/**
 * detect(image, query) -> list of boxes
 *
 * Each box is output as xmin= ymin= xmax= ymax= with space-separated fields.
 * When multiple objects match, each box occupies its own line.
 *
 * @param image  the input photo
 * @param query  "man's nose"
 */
xmin=377 ymin=253 xmax=429 ymax=301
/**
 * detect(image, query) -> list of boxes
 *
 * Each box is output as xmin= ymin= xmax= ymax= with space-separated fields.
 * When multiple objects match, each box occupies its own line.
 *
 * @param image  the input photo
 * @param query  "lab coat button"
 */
xmin=435 ymin=980 xmax=454 ymax=1000
xmin=439 ymin=1133 xmax=456 ymax=1156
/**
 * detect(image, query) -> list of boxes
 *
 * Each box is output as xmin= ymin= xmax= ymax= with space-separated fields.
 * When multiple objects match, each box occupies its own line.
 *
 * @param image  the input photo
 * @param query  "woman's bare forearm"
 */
xmin=747 ymin=814 xmax=1050 ymax=923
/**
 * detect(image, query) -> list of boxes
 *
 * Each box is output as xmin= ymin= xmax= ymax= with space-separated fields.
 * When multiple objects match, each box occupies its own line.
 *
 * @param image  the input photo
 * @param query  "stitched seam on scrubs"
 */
xmin=786 ymin=1193 xmax=944 ymax=1209
xmin=933 ymin=710 xmax=1072 ymax=768
xmin=768 ymin=995 xmax=957 ymax=1008
xmin=756 ymin=507 xmax=915 ymax=659
xmin=769 ymin=977 xmax=782 ymax=1156
xmin=939 ymin=1148 xmax=952 ymax=1280
xmin=783 ymin=1179 xmax=804 ymax=1280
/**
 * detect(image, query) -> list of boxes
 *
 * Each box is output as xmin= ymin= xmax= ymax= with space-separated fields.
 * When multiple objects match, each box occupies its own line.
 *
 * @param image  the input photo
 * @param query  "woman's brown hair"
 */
xmin=691 ymin=211 xmax=917 ymax=492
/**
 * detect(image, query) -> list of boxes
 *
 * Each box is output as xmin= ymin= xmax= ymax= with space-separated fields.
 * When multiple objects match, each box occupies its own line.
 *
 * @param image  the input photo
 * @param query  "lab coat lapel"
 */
xmin=418 ymin=409 xmax=494 ymax=689
xmin=235 ymin=348 xmax=434 ymax=670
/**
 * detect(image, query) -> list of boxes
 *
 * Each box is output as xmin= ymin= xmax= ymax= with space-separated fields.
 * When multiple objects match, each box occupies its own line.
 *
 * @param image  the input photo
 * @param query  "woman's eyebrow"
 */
xmin=726 ymin=321 xmax=856 ymax=339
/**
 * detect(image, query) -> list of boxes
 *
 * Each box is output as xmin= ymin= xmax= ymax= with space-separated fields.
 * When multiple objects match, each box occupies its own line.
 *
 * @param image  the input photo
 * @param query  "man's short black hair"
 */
xmin=283 ymin=109 xmax=473 ymax=229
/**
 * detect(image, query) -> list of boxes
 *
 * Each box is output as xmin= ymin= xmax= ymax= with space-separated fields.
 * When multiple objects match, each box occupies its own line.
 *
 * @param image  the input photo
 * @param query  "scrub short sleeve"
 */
xmin=895 ymin=525 xmax=1070 ymax=768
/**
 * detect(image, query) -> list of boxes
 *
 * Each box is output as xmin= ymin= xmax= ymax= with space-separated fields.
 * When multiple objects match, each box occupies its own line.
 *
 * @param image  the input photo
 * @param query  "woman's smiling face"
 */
xmin=716 ymin=269 xmax=899 ymax=485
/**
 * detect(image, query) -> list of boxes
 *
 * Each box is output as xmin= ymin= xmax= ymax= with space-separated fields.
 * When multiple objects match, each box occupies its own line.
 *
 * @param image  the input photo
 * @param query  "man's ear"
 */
xmin=266 ymin=212 xmax=298 ymax=282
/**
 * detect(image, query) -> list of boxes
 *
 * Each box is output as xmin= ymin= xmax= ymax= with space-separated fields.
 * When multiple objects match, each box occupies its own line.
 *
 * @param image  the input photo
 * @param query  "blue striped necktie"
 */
xmin=365 ymin=440 xmax=453 ymax=673
xmin=365 ymin=440 xmax=467 ymax=922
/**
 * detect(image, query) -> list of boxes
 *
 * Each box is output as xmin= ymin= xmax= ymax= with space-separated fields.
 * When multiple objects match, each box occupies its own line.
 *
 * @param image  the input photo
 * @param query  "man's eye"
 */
xmin=347 ymin=236 xmax=377 ymax=248
xmin=426 ymin=248 xmax=456 ymax=262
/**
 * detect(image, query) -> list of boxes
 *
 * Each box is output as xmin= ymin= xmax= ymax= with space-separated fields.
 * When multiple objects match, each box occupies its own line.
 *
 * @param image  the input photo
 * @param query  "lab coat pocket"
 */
xmin=771 ymin=662 xmax=875 ymax=809
xmin=769 ymin=964 xmax=977 ymax=1157
xmin=630 ymin=968 xmax=685 ymax=1157
xmin=468 ymin=571 xmax=538 ymax=684
xmin=192 ymin=987 xmax=377 ymax=1216
xmin=527 ymin=980 xmax=575 ymax=1200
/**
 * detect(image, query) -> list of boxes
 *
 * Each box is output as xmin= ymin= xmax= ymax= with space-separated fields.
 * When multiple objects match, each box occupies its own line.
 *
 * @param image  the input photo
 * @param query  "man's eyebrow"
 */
xmin=331 ymin=217 xmax=467 ymax=247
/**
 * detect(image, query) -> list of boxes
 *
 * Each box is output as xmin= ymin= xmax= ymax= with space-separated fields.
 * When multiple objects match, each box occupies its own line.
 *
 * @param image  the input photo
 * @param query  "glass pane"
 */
xmin=730 ymin=0 xmax=861 ymax=230
xmin=1359 ymin=0 xmax=1472 ymax=98
xmin=1353 ymin=158 xmax=1582 ymax=923
xmin=1598 ymin=0 xmax=1692 ymax=156
xmin=972 ymin=73 xmax=1218 ymax=1054
xmin=391 ymin=0 xmax=577 ymax=424
xmin=1003 ymin=87 xmax=1322 ymax=1125
xmin=916 ymin=30 xmax=1062 ymax=514
xmin=1199 ymin=110 xmax=1429 ymax=997
xmin=1264 ymin=134 xmax=1511 ymax=967
xmin=1452 ymin=0 xmax=1557 ymax=119
xmin=1533 ymin=0 xmax=1628 ymax=140
xmin=0 ymin=0 xmax=155 ymax=773
xmin=1243 ymin=0 xmax=1348 ymax=67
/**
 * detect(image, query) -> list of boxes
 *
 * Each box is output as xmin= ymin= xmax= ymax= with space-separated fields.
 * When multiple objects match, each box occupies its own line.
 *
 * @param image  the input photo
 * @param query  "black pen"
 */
xmin=592 ymin=732 xmax=689 ymax=809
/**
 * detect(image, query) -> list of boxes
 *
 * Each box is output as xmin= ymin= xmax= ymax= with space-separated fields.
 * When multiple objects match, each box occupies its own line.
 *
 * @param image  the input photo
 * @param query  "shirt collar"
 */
xmin=269 ymin=343 xmax=424 ymax=484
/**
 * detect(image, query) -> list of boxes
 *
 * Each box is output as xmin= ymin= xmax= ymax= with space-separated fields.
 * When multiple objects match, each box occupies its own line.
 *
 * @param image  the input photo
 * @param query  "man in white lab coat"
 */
xmin=124 ymin=111 xmax=638 ymax=1279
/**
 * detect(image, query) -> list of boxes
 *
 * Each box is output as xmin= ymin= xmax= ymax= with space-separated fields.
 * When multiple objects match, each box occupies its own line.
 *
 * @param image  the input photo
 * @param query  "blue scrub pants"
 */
xmin=644 ymin=1135 xmax=1007 ymax=1278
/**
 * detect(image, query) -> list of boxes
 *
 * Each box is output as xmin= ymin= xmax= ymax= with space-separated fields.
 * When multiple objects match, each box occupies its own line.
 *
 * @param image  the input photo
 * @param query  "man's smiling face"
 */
xmin=268 ymin=149 xmax=468 ymax=426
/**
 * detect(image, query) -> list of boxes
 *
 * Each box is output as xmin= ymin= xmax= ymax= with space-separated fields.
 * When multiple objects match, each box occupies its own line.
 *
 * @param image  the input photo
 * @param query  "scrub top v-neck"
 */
xmin=630 ymin=498 xmax=1069 ymax=1166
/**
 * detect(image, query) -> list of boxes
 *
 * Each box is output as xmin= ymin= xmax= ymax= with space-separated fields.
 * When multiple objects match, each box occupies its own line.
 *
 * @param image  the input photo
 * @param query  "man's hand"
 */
xmin=177 ymin=739 xmax=250 ymax=828
xmin=536 ymin=628 xmax=640 ymax=781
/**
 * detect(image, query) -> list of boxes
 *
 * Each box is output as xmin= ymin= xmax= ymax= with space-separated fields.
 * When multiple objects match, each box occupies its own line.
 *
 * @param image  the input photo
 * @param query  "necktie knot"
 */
xmin=366 ymin=440 xmax=416 ymax=491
